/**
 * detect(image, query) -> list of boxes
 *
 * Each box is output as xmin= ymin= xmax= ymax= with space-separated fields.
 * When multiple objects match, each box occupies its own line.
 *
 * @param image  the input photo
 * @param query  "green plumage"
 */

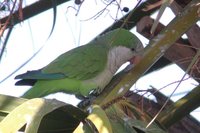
xmin=42 ymin=43 xmax=108 ymax=80
xmin=15 ymin=28 xmax=143 ymax=98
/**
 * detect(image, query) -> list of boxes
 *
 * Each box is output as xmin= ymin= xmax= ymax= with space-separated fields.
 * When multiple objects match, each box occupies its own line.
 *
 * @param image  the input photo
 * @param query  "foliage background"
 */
xmin=0 ymin=0 xmax=199 ymax=132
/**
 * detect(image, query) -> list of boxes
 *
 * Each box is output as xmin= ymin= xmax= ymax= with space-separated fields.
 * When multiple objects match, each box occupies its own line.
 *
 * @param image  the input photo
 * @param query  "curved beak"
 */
xmin=129 ymin=55 xmax=142 ymax=65
xmin=129 ymin=41 xmax=144 ymax=65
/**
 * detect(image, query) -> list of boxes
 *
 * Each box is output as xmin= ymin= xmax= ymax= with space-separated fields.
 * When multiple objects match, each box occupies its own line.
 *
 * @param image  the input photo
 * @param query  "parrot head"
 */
xmin=96 ymin=28 xmax=144 ymax=65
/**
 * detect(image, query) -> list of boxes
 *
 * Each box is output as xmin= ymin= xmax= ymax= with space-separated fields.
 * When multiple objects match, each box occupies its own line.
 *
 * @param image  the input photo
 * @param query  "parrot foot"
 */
xmin=75 ymin=94 xmax=87 ymax=100
xmin=77 ymin=95 xmax=96 ymax=108
xmin=91 ymin=88 xmax=102 ymax=97
xmin=76 ymin=88 xmax=100 ymax=108
xmin=77 ymin=98 xmax=91 ymax=108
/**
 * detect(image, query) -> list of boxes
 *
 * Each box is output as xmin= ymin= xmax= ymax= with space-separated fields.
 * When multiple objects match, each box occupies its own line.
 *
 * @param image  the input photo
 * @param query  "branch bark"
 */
xmin=0 ymin=0 xmax=70 ymax=27
xmin=136 ymin=16 xmax=200 ymax=83
xmin=170 ymin=1 xmax=200 ymax=49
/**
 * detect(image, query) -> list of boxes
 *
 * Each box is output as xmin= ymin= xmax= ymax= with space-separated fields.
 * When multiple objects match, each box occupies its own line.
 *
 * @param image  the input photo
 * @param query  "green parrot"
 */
xmin=15 ymin=28 xmax=143 ymax=99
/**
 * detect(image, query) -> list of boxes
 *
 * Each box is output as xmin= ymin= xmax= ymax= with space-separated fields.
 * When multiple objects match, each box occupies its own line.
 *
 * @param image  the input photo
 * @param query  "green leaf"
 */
xmin=105 ymin=105 xmax=137 ymax=133
xmin=87 ymin=105 xmax=112 ymax=133
xmin=0 ymin=98 xmax=66 ymax=133
xmin=39 ymin=104 xmax=87 ymax=132
xmin=105 ymin=104 xmax=166 ymax=133
xmin=74 ymin=104 xmax=112 ymax=133
xmin=0 ymin=94 xmax=27 ymax=115
xmin=0 ymin=95 xmax=88 ymax=133
xmin=74 ymin=120 xmax=97 ymax=133
xmin=127 ymin=119 xmax=166 ymax=133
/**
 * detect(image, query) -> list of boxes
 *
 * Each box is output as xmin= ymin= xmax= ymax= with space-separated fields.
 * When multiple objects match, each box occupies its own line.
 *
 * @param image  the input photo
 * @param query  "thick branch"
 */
xmin=158 ymin=86 xmax=200 ymax=128
xmin=170 ymin=1 xmax=200 ymax=49
xmin=137 ymin=16 xmax=200 ymax=83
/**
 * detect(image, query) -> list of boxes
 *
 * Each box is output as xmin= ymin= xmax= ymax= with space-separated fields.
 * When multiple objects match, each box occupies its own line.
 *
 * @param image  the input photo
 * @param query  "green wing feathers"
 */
xmin=16 ymin=43 xmax=109 ymax=98
xmin=42 ymin=43 xmax=108 ymax=80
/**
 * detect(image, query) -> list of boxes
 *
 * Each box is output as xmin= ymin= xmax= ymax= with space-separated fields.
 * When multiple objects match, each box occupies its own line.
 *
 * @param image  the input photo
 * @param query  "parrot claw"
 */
xmin=77 ymin=95 xmax=96 ymax=108
xmin=91 ymin=88 xmax=102 ymax=97
xmin=75 ymin=94 xmax=87 ymax=100
xmin=77 ymin=98 xmax=91 ymax=108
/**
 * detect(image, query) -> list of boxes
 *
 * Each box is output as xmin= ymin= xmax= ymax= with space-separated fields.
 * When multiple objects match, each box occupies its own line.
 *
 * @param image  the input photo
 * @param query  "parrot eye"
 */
xmin=131 ymin=48 xmax=135 ymax=51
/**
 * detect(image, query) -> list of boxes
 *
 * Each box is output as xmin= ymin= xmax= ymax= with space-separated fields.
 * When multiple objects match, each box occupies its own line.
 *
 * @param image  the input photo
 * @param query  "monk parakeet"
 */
xmin=15 ymin=28 xmax=143 ymax=99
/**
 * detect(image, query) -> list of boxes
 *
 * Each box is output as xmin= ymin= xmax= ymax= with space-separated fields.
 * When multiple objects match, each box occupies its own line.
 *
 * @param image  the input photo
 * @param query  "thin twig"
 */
xmin=147 ymin=48 xmax=200 ymax=128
